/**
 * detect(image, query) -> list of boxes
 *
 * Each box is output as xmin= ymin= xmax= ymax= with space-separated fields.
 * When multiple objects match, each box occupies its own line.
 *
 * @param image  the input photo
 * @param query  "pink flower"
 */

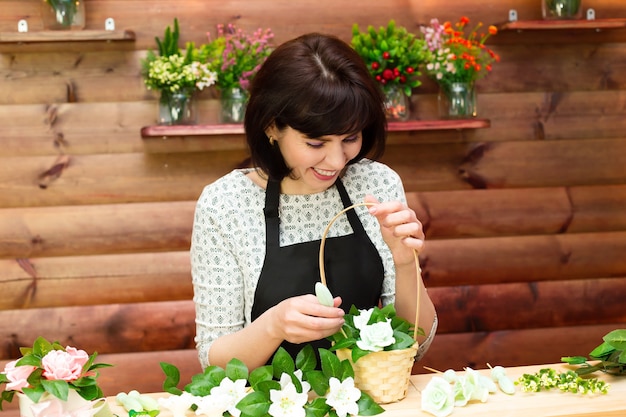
xmin=2 ymin=360 xmax=36 ymax=392
xmin=41 ymin=348 xmax=88 ymax=382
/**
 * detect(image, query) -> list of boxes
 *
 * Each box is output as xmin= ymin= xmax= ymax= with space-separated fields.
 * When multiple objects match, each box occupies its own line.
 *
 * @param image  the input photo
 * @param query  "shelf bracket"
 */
xmin=105 ymin=18 xmax=115 ymax=31
xmin=586 ymin=8 xmax=596 ymax=20
xmin=508 ymin=9 xmax=518 ymax=22
xmin=18 ymin=19 xmax=28 ymax=33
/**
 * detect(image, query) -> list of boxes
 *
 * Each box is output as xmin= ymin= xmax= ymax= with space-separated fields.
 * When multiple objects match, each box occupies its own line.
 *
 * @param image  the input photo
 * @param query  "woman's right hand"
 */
xmin=268 ymin=294 xmax=345 ymax=345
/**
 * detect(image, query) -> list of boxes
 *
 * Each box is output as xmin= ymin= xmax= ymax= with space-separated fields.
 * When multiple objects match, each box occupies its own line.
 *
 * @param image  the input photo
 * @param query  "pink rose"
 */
xmin=2 ymin=360 xmax=36 ymax=392
xmin=41 ymin=349 xmax=86 ymax=382
xmin=64 ymin=346 xmax=89 ymax=368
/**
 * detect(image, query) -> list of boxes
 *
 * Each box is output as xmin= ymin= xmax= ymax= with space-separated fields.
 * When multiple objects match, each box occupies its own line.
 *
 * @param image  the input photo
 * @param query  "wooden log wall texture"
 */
xmin=1 ymin=0 xmax=626 ymax=393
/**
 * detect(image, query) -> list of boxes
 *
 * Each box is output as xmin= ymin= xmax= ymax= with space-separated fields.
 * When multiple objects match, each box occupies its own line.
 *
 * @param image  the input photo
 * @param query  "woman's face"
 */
xmin=272 ymin=126 xmax=362 ymax=195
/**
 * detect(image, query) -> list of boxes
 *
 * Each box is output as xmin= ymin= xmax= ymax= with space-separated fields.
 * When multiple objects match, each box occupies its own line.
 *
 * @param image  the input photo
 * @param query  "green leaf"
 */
xmin=561 ymin=356 xmax=588 ymax=365
xmin=185 ymin=366 xmax=226 ymax=396
xmin=296 ymin=344 xmax=317 ymax=372
xmin=304 ymin=397 xmax=331 ymax=417
xmin=21 ymin=386 xmax=45 ymax=404
xmin=304 ymin=370 xmax=329 ymax=396
xmin=249 ymin=365 xmax=273 ymax=387
xmin=329 ymin=338 xmax=356 ymax=351
xmin=225 ymin=358 xmax=249 ymax=382
xmin=271 ymin=347 xmax=295 ymax=377
xmin=160 ymin=362 xmax=181 ymax=394
xmin=250 ymin=379 xmax=280 ymax=396
xmin=351 ymin=346 xmax=371 ymax=363
xmin=32 ymin=336 xmax=53 ymax=357
xmin=604 ymin=329 xmax=626 ymax=351
xmin=319 ymin=349 xmax=342 ymax=379
xmin=357 ymin=392 xmax=386 ymax=415
xmin=236 ymin=391 xmax=270 ymax=417
xmin=589 ymin=341 xmax=616 ymax=360
xmin=41 ymin=379 xmax=69 ymax=401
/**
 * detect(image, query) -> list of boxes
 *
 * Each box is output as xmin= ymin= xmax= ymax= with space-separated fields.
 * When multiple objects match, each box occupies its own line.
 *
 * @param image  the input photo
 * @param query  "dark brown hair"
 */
xmin=244 ymin=32 xmax=387 ymax=180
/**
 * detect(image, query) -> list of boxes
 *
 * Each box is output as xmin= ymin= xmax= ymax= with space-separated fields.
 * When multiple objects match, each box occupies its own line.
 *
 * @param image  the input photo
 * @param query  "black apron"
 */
xmin=251 ymin=177 xmax=384 ymax=362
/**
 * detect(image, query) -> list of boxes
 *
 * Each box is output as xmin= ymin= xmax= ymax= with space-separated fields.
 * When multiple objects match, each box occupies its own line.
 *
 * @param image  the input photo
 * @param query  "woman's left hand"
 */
xmin=364 ymin=194 xmax=424 ymax=265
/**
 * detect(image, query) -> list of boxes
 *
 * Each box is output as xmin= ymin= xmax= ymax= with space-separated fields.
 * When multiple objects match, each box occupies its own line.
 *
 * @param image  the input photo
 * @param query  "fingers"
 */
xmin=365 ymin=195 xmax=425 ymax=242
xmin=274 ymin=295 xmax=345 ymax=345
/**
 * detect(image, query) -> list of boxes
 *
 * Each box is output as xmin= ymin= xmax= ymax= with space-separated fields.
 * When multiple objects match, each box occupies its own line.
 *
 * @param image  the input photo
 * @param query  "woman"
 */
xmin=191 ymin=32 xmax=437 ymax=370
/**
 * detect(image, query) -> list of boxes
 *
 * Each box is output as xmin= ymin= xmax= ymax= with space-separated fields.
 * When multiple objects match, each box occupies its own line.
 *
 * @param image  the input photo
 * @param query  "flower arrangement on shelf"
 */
xmin=0 ymin=336 xmax=112 ymax=411
xmin=351 ymin=20 xmax=427 ymax=97
xmin=141 ymin=18 xmax=217 ymax=95
xmin=197 ymin=23 xmax=274 ymax=123
xmin=420 ymin=16 xmax=499 ymax=87
xmin=141 ymin=18 xmax=217 ymax=125
xmin=420 ymin=16 xmax=499 ymax=118
xmin=200 ymin=23 xmax=274 ymax=93
xmin=158 ymin=345 xmax=384 ymax=417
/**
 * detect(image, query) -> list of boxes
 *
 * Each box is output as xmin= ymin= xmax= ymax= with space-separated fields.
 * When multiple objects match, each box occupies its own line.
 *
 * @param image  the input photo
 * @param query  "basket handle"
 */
xmin=318 ymin=202 xmax=422 ymax=341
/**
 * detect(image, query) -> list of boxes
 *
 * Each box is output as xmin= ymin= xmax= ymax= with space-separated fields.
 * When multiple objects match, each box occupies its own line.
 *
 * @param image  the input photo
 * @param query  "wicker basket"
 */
xmin=319 ymin=203 xmax=423 ymax=404
xmin=336 ymin=343 xmax=419 ymax=403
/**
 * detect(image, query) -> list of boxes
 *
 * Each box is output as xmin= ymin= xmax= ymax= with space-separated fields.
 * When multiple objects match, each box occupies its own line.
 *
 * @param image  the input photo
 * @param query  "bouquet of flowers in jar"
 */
xmin=0 ymin=337 xmax=112 ymax=412
xmin=420 ymin=16 xmax=499 ymax=87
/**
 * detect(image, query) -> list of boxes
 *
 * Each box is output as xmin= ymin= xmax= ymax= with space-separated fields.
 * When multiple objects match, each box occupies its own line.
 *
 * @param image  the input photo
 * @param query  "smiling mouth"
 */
xmin=313 ymin=168 xmax=337 ymax=178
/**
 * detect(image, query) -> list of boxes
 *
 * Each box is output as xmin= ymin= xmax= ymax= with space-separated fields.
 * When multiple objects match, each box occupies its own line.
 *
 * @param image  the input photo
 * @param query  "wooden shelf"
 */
xmin=0 ymin=29 xmax=135 ymax=44
xmin=498 ymin=18 xmax=626 ymax=32
xmin=140 ymin=119 xmax=490 ymax=139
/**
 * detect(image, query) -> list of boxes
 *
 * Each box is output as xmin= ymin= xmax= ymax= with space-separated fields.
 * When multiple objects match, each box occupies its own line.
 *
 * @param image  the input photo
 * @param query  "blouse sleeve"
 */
xmin=190 ymin=185 xmax=246 ymax=369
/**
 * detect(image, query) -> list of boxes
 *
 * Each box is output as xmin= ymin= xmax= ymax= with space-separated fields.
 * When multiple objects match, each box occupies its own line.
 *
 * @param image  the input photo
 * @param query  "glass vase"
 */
xmin=18 ymin=391 xmax=107 ymax=417
xmin=158 ymin=89 xmax=197 ymax=125
xmin=438 ymin=82 xmax=477 ymax=119
xmin=542 ymin=0 xmax=583 ymax=20
xmin=382 ymin=84 xmax=410 ymax=121
xmin=220 ymin=87 xmax=248 ymax=123
xmin=41 ymin=0 xmax=86 ymax=30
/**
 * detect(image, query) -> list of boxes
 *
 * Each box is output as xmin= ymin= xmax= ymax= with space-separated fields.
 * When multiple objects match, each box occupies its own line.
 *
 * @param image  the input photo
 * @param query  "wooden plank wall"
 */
xmin=1 ymin=0 xmax=626 ymax=400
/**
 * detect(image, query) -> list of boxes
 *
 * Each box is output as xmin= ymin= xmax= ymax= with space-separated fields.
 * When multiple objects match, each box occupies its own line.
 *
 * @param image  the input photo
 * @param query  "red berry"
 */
xmin=393 ymin=67 xmax=400 ymax=76
xmin=382 ymin=51 xmax=391 ymax=59
xmin=406 ymin=67 xmax=414 ymax=74
xmin=371 ymin=62 xmax=380 ymax=70
xmin=375 ymin=75 xmax=382 ymax=81
xmin=382 ymin=69 xmax=394 ymax=80
xmin=399 ymin=75 xmax=406 ymax=83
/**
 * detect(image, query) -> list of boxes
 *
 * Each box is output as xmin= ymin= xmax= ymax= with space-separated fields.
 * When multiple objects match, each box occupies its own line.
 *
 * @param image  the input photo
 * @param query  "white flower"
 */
xmin=453 ymin=375 xmax=472 ymax=407
xmin=194 ymin=394 xmax=230 ymax=417
xmin=464 ymin=368 xmax=489 ymax=403
xmin=421 ymin=376 xmax=455 ymax=417
xmin=356 ymin=319 xmax=395 ymax=352
xmin=352 ymin=308 xmax=373 ymax=330
xmin=268 ymin=379 xmax=308 ymax=417
xmin=325 ymin=377 xmax=361 ymax=417
xmin=208 ymin=378 xmax=248 ymax=417
xmin=279 ymin=370 xmax=311 ymax=394
xmin=158 ymin=392 xmax=198 ymax=417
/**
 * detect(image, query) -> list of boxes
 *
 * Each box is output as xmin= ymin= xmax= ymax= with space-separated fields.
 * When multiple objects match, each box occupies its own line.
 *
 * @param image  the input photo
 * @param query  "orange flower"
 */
xmin=421 ymin=16 xmax=499 ymax=86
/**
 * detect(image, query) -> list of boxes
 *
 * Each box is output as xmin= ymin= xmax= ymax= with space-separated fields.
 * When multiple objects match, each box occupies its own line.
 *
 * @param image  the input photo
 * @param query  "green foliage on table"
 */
xmin=160 ymin=345 xmax=385 ymax=417
xmin=562 ymin=329 xmax=626 ymax=376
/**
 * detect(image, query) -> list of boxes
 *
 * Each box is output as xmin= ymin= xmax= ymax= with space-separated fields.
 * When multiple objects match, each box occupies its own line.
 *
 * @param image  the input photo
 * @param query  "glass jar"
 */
xmin=438 ymin=82 xmax=477 ymax=119
xmin=41 ymin=0 xmax=86 ymax=30
xmin=158 ymin=89 xmax=197 ymax=125
xmin=542 ymin=0 xmax=583 ymax=20
xmin=382 ymin=84 xmax=410 ymax=121
xmin=220 ymin=87 xmax=248 ymax=123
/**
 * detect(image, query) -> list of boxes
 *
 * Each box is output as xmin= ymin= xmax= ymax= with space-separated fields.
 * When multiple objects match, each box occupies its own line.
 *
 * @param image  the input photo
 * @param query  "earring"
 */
xmin=269 ymin=136 xmax=276 ymax=145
